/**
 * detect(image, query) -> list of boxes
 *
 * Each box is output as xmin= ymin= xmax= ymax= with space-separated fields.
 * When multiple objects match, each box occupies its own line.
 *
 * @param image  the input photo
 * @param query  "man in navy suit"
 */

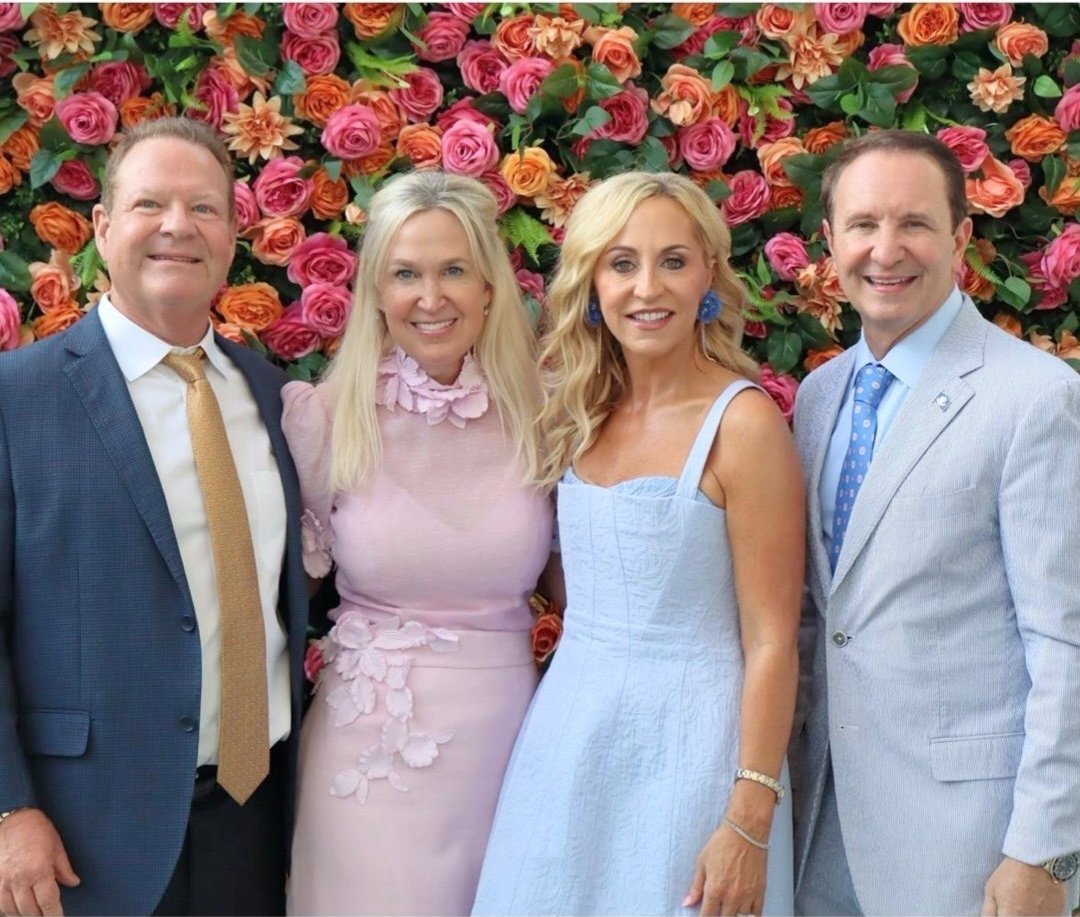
xmin=0 ymin=118 xmax=307 ymax=915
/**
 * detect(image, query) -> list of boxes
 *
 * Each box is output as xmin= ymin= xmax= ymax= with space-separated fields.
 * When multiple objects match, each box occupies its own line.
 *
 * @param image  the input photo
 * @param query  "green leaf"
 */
xmin=866 ymin=63 xmax=918 ymax=97
xmin=38 ymin=117 xmax=69 ymax=151
xmin=766 ymin=329 xmax=803 ymax=375
xmin=729 ymin=46 xmax=773 ymax=82
xmin=1002 ymin=276 xmax=1031 ymax=307
xmin=905 ymin=45 xmax=950 ymax=81
xmin=782 ymin=152 xmax=828 ymax=194
xmin=1042 ymin=155 xmax=1065 ymax=196
xmin=0 ymin=250 xmax=32 ymax=293
xmin=0 ymin=108 xmax=28 ymax=145
xmin=501 ymin=208 xmax=552 ymax=263
xmin=1029 ymin=2 xmax=1080 ymax=38
xmin=901 ymin=102 xmax=928 ymax=132
xmin=1033 ymin=74 xmax=1062 ymax=99
xmin=345 ymin=43 xmax=418 ymax=89
xmin=233 ymin=33 xmax=274 ymax=78
xmin=570 ymin=105 xmax=611 ymax=137
xmin=53 ymin=62 xmax=90 ymax=100
xmin=274 ymin=59 xmax=307 ymax=96
xmin=794 ymin=312 xmax=833 ymax=349
xmin=584 ymin=63 xmax=622 ymax=101
xmin=647 ymin=13 xmax=696 ymax=50
xmin=348 ymin=175 xmax=378 ymax=209
xmin=29 ymin=149 xmax=63 ymax=189
xmin=541 ymin=63 xmax=581 ymax=101
xmin=711 ymin=60 xmax=735 ymax=91
xmin=70 ymin=240 xmax=105 ymax=289
xmin=840 ymin=92 xmax=862 ymax=116
xmin=705 ymin=179 xmax=731 ymax=203
xmin=703 ymin=31 xmax=741 ymax=59
xmin=636 ymin=136 xmax=669 ymax=172
xmin=860 ymin=82 xmax=898 ymax=127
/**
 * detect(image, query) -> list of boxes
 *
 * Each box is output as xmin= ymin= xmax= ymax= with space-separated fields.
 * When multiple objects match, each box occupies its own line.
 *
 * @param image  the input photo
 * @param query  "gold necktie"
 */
xmin=163 ymin=349 xmax=268 ymax=805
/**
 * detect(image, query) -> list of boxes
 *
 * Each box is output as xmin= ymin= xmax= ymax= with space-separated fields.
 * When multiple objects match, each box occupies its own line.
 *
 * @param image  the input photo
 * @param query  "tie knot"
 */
xmin=853 ymin=363 xmax=893 ymax=409
xmin=163 ymin=348 xmax=207 ymax=384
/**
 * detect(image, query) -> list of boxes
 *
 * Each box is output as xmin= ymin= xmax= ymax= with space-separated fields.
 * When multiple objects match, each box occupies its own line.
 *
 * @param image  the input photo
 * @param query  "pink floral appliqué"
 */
xmin=299 ymin=508 xmax=333 ymax=578
xmin=316 ymin=610 xmax=460 ymax=803
xmin=375 ymin=346 xmax=489 ymax=428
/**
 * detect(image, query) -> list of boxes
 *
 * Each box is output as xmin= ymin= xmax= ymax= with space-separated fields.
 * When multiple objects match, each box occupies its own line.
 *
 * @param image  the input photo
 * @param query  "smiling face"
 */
xmin=592 ymin=195 xmax=715 ymax=361
xmin=824 ymin=149 xmax=972 ymax=359
xmin=377 ymin=208 xmax=492 ymax=384
xmin=92 ymin=136 xmax=236 ymax=345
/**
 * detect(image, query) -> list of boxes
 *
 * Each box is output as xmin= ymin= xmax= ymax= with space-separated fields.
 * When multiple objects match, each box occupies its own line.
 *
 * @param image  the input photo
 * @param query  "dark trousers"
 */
xmin=153 ymin=748 xmax=286 ymax=917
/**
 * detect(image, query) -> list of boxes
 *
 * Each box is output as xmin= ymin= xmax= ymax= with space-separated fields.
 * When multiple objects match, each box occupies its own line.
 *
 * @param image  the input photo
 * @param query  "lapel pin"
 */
xmin=935 ymin=393 xmax=951 ymax=411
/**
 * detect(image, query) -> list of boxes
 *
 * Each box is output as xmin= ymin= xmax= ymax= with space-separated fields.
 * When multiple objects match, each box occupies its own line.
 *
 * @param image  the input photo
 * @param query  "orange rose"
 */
xmin=710 ymin=84 xmax=740 ymax=126
xmin=770 ymin=185 xmax=803 ymax=210
xmin=30 ymin=203 xmax=93 ymax=254
xmin=965 ymin=155 xmax=1024 ymax=217
xmin=500 ymin=146 xmax=557 ymax=198
xmin=350 ymin=86 xmax=404 ymax=141
xmin=33 ymin=304 xmax=83 ymax=338
xmin=396 ymin=123 xmax=442 ymax=170
xmin=535 ymin=172 xmax=594 ymax=228
xmin=529 ymin=14 xmax=585 ymax=59
xmin=833 ymin=29 xmax=864 ymax=58
xmin=343 ymin=4 xmax=401 ymax=40
xmin=994 ymin=22 xmax=1049 ymax=67
xmin=803 ymin=344 xmax=843 ymax=372
xmin=896 ymin=3 xmax=959 ymax=47
xmin=804 ymin=121 xmax=847 ymax=154
xmin=203 ymin=10 xmax=264 ymax=45
xmin=343 ymin=141 xmax=395 ymax=178
xmin=651 ymin=64 xmax=712 ymax=126
xmin=1005 ymin=114 xmax=1066 ymax=162
xmin=29 ymin=258 xmax=80 ymax=313
xmin=672 ymin=4 xmax=715 ymax=27
xmin=959 ymin=238 xmax=997 ymax=302
xmin=587 ymin=26 xmax=642 ymax=83
xmin=493 ymin=14 xmax=537 ymax=62
xmin=211 ymin=319 xmax=248 ymax=346
xmin=245 ymin=217 xmax=306 ymax=267
xmin=1041 ymin=173 xmax=1080 ymax=217
xmin=311 ymin=168 xmax=349 ymax=221
xmin=0 ymin=155 xmax=20 ymax=195
xmin=2 ymin=125 xmax=40 ymax=172
xmin=757 ymin=137 xmax=805 ymax=187
xmin=297 ymin=74 xmax=350 ymax=128
xmin=12 ymin=73 xmax=56 ymax=128
xmin=118 ymin=93 xmax=176 ymax=128
xmin=531 ymin=610 xmax=563 ymax=666
xmin=992 ymin=313 xmax=1022 ymax=338
xmin=216 ymin=282 xmax=284 ymax=332
xmin=99 ymin=3 xmax=154 ymax=33
xmin=756 ymin=4 xmax=813 ymax=42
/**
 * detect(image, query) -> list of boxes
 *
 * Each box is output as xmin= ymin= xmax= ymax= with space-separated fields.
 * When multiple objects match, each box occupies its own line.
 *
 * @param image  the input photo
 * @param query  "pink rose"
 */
xmin=935 ymin=126 xmax=990 ymax=173
xmin=738 ymin=98 xmax=795 ymax=150
xmin=303 ymin=640 xmax=325 ymax=683
xmin=253 ymin=156 xmax=313 ymax=219
xmin=441 ymin=120 xmax=499 ymax=177
xmin=480 ymin=170 xmax=517 ymax=215
xmin=287 ymin=233 xmax=358 ymax=287
xmin=593 ymin=84 xmax=649 ymax=144
xmin=89 ymin=61 xmax=151 ymax=107
xmin=814 ymin=3 xmax=867 ymax=34
xmin=1008 ymin=158 xmax=1032 ymax=190
xmin=282 ymin=3 xmax=339 ymax=38
xmin=765 ymin=233 xmax=811 ymax=281
xmin=867 ymin=43 xmax=918 ymax=103
xmin=458 ymin=39 xmax=510 ymax=95
xmin=678 ymin=118 xmax=737 ymax=172
xmin=444 ymin=2 xmax=487 ymax=21
xmin=1039 ymin=223 xmax=1080 ymax=289
xmin=389 ymin=68 xmax=444 ymax=123
xmin=499 ymin=57 xmax=554 ymax=115
xmin=321 ymin=103 xmax=382 ymax=159
xmin=154 ymin=3 xmax=212 ymax=30
xmin=234 ymin=181 xmax=259 ymax=232
xmin=960 ymin=3 xmax=1013 ymax=31
xmin=55 ymin=92 xmax=118 ymax=146
xmin=188 ymin=66 xmax=238 ymax=129
xmin=416 ymin=11 xmax=470 ymax=62
xmin=516 ymin=268 xmax=545 ymax=303
xmin=865 ymin=3 xmax=900 ymax=15
xmin=758 ymin=363 xmax=799 ymax=422
xmin=0 ymin=3 xmax=25 ymax=30
xmin=1054 ymin=83 xmax=1080 ymax=133
xmin=721 ymin=171 xmax=772 ymax=225
xmin=435 ymin=97 xmax=500 ymax=133
xmin=300 ymin=282 xmax=352 ymax=337
xmin=282 ymin=30 xmax=341 ymax=76
xmin=661 ymin=133 xmax=682 ymax=169
xmin=50 ymin=160 xmax=100 ymax=201
xmin=261 ymin=306 xmax=322 ymax=359
xmin=1021 ymin=251 xmax=1068 ymax=310
xmin=0 ymin=288 xmax=20 ymax=351
xmin=0 ymin=32 xmax=19 ymax=78
xmin=676 ymin=16 xmax=757 ymax=59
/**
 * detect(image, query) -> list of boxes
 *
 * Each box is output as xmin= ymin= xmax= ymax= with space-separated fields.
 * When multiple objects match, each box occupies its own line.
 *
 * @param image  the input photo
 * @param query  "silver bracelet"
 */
xmin=734 ymin=767 xmax=785 ymax=804
xmin=722 ymin=816 xmax=769 ymax=851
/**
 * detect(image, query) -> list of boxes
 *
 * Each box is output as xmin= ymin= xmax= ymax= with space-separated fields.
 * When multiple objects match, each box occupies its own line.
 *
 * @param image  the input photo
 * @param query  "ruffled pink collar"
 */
xmin=376 ymin=347 xmax=489 ymax=428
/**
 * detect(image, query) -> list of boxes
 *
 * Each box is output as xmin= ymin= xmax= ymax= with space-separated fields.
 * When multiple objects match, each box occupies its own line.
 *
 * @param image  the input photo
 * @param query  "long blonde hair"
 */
xmin=538 ymin=171 xmax=758 ymax=488
xmin=323 ymin=171 xmax=542 ymax=491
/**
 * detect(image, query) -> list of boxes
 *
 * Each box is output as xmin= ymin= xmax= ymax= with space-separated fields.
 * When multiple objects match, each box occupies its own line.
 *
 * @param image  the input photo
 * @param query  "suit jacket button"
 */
xmin=178 ymin=715 xmax=197 ymax=732
xmin=831 ymin=631 xmax=850 ymax=647
xmin=181 ymin=616 xmax=196 ymax=632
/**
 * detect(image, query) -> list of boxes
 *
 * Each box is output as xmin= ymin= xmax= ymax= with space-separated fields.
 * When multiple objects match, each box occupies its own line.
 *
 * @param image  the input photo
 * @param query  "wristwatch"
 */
xmin=1042 ymin=853 xmax=1079 ymax=883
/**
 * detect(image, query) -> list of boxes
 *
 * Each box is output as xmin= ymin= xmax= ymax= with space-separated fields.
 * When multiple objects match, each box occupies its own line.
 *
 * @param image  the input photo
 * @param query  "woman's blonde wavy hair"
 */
xmin=538 ymin=171 xmax=758 ymax=488
xmin=322 ymin=170 xmax=542 ymax=492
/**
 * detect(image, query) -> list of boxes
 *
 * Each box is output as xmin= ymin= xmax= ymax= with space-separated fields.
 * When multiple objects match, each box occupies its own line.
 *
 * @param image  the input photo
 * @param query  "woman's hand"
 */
xmin=683 ymin=820 xmax=767 ymax=916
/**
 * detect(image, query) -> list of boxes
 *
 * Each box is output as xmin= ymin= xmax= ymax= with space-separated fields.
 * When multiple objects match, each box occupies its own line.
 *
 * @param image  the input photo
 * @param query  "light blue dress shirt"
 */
xmin=819 ymin=286 xmax=966 ymax=546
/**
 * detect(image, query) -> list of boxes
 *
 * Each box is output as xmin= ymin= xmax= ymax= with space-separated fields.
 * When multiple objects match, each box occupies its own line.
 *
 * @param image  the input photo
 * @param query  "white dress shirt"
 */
xmin=98 ymin=296 xmax=291 ymax=766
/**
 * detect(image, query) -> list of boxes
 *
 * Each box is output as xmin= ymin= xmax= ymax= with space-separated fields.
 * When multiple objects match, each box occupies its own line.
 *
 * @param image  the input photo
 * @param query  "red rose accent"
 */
xmin=531 ymin=611 xmax=563 ymax=667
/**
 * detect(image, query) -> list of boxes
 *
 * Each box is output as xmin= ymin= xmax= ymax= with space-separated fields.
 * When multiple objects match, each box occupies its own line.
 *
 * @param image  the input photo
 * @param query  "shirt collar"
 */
xmin=850 ymin=286 xmax=965 ymax=390
xmin=97 ymin=295 xmax=231 ymax=382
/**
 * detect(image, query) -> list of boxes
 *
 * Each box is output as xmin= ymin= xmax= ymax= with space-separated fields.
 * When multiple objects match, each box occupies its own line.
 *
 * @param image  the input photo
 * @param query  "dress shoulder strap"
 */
xmin=675 ymin=379 xmax=760 ymax=499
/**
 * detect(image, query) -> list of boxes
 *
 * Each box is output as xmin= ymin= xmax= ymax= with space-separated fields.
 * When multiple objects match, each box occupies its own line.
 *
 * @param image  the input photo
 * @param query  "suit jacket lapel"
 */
xmin=829 ymin=302 xmax=986 ymax=592
xmin=62 ymin=310 xmax=188 ymax=588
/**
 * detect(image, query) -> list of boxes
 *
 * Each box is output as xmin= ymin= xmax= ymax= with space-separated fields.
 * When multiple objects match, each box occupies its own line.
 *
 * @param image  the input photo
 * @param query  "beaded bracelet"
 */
xmin=734 ymin=768 xmax=785 ymax=804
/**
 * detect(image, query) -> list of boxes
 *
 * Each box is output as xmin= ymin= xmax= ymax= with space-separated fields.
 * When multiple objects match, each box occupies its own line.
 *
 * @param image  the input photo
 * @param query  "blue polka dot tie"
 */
xmin=830 ymin=363 xmax=895 ymax=572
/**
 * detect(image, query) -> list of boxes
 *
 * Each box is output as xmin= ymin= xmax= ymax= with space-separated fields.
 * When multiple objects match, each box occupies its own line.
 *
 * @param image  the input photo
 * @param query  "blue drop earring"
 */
xmin=697 ymin=290 xmax=723 ymax=323
xmin=585 ymin=294 xmax=602 ymax=328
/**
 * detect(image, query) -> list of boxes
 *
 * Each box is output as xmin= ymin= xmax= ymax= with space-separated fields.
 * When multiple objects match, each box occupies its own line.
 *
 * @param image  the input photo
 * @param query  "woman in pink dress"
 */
xmin=283 ymin=171 xmax=553 ymax=916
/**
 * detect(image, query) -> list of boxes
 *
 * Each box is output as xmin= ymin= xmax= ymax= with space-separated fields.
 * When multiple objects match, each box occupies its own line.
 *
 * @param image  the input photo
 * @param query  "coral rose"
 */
xmin=90 ymin=61 xmax=150 ymax=107
xmin=481 ymin=171 xmax=517 ymax=215
xmin=0 ymin=288 xmax=20 ymax=351
xmin=1005 ymin=114 xmax=1066 ymax=163
xmin=282 ymin=3 xmax=339 ymax=38
xmin=30 ymin=203 xmax=93 ymax=254
xmin=29 ymin=257 xmax=79 ymax=313
xmin=493 ymin=14 xmax=537 ymax=62
xmin=311 ymin=169 xmax=349 ymax=221
xmin=1041 ymin=172 xmax=1080 ymax=217
xmin=756 ymin=4 xmax=813 ymax=41
xmin=287 ymin=233 xmax=358 ymax=288
xmin=531 ymin=610 xmax=563 ymax=665
xmin=965 ymin=155 xmax=1024 ymax=217
xmin=253 ymin=156 xmax=313 ymax=219
xmin=351 ymin=87 xmax=405 ymax=141
xmin=119 ymin=93 xmax=175 ymax=128
xmin=261 ymin=306 xmax=321 ymax=359
xmin=710 ymin=84 xmax=740 ymax=126
xmin=321 ymin=103 xmax=381 ymax=159
xmin=396 ymin=124 xmax=443 ymax=170
xmin=814 ymin=3 xmax=867 ymax=35
xmin=992 ymin=313 xmax=1022 ymax=337
xmin=343 ymin=3 xmax=400 ymax=39
xmin=2 ymin=124 xmax=38 ymax=172
xmin=757 ymin=137 xmax=805 ymax=187
xmin=296 ymin=74 xmax=350 ymax=128
xmin=55 ymin=91 xmax=119 ymax=146
xmin=867 ymin=43 xmax=918 ymax=102
xmin=282 ymin=30 xmax=341 ymax=76
xmin=1055 ymin=84 xmax=1080 ymax=134
xmin=897 ymin=3 xmax=959 ymax=46
xmin=803 ymin=345 xmax=843 ymax=372
xmin=651 ymin=64 xmax=712 ymax=127
xmin=758 ymin=364 xmax=798 ymax=422
xmin=765 ymin=232 xmax=811 ymax=281
xmin=679 ymin=119 xmax=737 ymax=172
xmin=529 ymin=14 xmax=585 ymax=59
xmin=588 ymin=26 xmax=642 ymax=83
xmin=50 ymin=160 xmax=99 ymax=201
xmin=216 ymin=282 xmax=284 ymax=332
xmin=500 ymin=146 xmax=556 ymax=198
xmin=233 ymin=181 xmax=260 ymax=232
xmin=804 ymin=121 xmax=847 ymax=154
xmin=994 ymin=21 xmax=1049 ymax=66
xmin=459 ymin=40 xmax=510 ymax=95
xmin=500 ymin=57 xmax=555 ymax=115
xmin=300 ymin=283 xmax=352 ymax=337
xmin=13 ymin=73 xmax=56 ymax=127
xmin=935 ymin=126 xmax=990 ymax=173
xmin=246 ymin=217 xmax=306 ymax=267
xmin=959 ymin=3 xmax=1014 ymax=31
xmin=442 ymin=120 xmax=499 ymax=177
xmin=389 ymin=68 xmax=444 ymax=123
xmin=342 ymin=141 xmax=394 ymax=178
xmin=416 ymin=11 xmax=469 ymax=63
xmin=721 ymin=171 xmax=771 ymax=225
xmin=967 ymin=63 xmax=1025 ymax=114
xmin=672 ymin=4 xmax=715 ymax=28
xmin=33 ymin=305 xmax=83 ymax=339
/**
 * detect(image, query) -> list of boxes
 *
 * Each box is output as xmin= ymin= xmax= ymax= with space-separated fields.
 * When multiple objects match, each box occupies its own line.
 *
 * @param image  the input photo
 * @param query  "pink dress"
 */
xmin=283 ymin=349 xmax=553 ymax=916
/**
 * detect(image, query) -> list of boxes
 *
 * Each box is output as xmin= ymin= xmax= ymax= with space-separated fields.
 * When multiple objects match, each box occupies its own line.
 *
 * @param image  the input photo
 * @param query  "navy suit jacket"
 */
xmin=0 ymin=309 xmax=308 ymax=916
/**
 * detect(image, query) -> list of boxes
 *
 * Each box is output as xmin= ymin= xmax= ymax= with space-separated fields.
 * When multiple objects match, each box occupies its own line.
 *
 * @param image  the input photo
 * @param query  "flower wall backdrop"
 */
xmin=0 ymin=2 xmax=1078 ymax=419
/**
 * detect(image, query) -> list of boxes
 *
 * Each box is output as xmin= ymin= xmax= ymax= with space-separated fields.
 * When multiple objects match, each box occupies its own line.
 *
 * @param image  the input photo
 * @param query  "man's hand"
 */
xmin=982 ymin=856 xmax=1068 ymax=917
xmin=0 ymin=809 xmax=80 ymax=917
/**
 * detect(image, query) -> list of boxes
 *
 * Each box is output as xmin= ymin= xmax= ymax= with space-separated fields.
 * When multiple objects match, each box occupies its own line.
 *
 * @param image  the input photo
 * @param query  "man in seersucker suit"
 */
xmin=0 ymin=117 xmax=307 ymax=916
xmin=792 ymin=130 xmax=1080 ymax=916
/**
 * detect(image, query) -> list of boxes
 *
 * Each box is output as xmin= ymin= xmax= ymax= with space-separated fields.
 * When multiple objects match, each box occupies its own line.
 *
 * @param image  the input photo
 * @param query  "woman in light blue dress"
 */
xmin=473 ymin=172 xmax=804 ymax=917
